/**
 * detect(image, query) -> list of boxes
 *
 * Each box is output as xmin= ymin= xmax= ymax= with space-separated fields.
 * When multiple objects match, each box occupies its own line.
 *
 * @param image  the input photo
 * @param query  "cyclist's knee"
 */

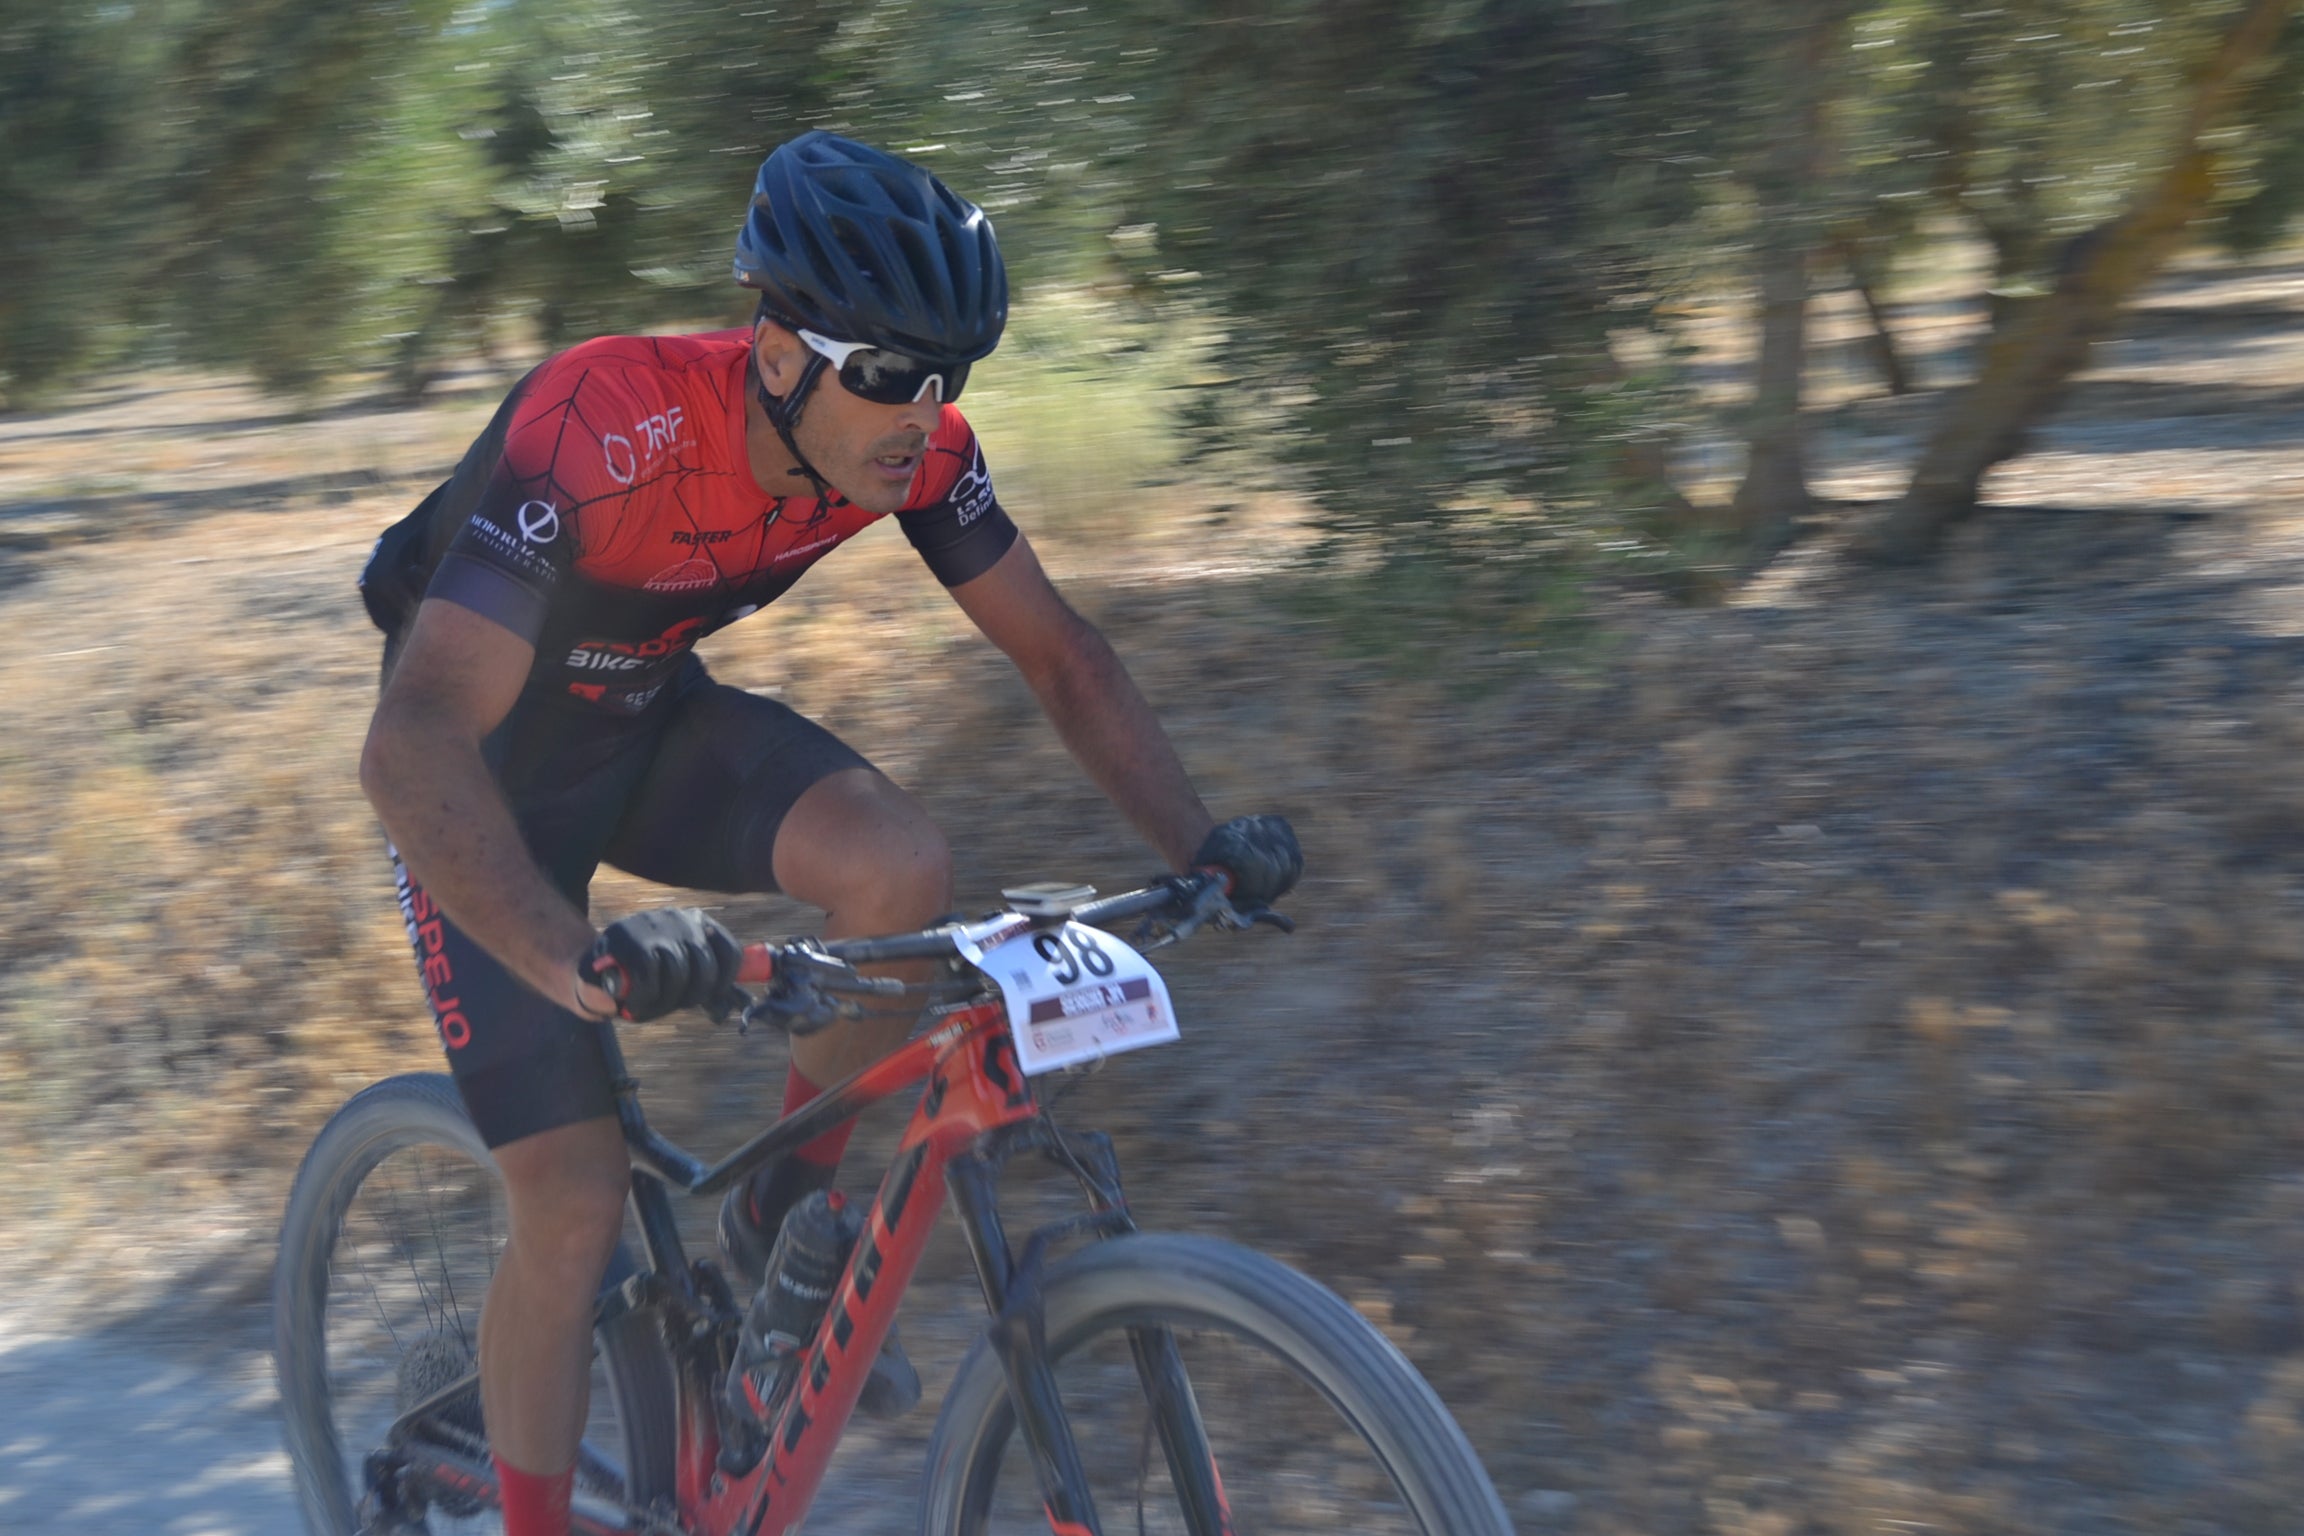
xmin=777 ymin=771 xmax=952 ymax=921
xmin=494 ymin=1119 xmax=629 ymax=1291
xmin=858 ymin=818 xmax=951 ymax=920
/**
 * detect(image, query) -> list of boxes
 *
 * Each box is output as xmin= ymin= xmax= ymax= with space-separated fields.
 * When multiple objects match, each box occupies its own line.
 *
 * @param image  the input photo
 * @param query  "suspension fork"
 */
xmin=947 ymin=1124 xmax=1234 ymax=1536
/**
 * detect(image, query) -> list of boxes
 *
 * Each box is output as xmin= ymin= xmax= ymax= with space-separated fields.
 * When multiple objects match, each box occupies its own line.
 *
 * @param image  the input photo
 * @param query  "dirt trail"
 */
xmin=9 ymin=254 xmax=2304 ymax=1534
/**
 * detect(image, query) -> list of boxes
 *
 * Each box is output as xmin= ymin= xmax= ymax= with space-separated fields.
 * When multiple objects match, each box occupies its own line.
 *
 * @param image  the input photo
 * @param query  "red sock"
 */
xmin=785 ymin=1066 xmax=856 ymax=1169
xmin=742 ymin=1069 xmax=859 ymax=1230
xmin=494 ymin=1454 xmax=572 ymax=1536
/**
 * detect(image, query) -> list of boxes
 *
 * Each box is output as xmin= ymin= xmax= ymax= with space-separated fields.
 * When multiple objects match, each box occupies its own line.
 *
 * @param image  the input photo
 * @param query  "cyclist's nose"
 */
xmin=893 ymin=394 xmax=941 ymax=435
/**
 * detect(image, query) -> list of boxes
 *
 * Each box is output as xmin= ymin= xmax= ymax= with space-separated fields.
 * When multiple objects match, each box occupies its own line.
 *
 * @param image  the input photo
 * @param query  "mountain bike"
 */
xmin=273 ymin=873 xmax=1512 ymax=1535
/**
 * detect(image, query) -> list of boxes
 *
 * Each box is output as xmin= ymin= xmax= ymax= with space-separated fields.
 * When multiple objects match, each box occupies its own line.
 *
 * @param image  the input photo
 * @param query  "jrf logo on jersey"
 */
xmin=516 ymin=500 xmax=560 ymax=544
xmin=601 ymin=404 xmax=689 ymax=486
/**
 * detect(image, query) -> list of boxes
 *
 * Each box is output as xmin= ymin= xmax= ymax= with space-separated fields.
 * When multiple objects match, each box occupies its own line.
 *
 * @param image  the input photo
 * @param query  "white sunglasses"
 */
xmin=797 ymin=328 xmax=967 ymax=405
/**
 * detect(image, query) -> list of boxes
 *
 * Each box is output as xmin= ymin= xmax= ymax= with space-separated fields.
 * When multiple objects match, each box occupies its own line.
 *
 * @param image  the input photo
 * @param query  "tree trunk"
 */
xmin=1836 ymin=236 xmax=1911 ymax=397
xmin=1732 ymin=244 xmax=1816 ymax=543
xmin=1731 ymin=3 xmax=1848 ymax=555
xmin=1859 ymin=0 xmax=2295 ymax=562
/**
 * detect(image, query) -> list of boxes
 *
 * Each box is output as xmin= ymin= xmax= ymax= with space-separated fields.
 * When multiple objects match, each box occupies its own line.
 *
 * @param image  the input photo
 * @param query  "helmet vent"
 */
xmin=831 ymin=217 xmax=883 ymax=288
xmin=795 ymin=223 xmax=848 ymax=307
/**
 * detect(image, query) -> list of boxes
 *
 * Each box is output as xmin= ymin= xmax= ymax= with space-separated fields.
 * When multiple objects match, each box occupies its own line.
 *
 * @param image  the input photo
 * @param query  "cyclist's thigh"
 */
xmin=386 ymin=711 xmax=668 ymax=1150
xmin=601 ymin=678 xmax=874 ymax=894
xmin=391 ymin=855 xmax=619 ymax=1148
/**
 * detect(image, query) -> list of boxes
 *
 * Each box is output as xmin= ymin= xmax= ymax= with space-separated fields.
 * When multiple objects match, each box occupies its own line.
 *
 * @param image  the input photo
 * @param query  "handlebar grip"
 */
xmin=737 ymin=945 xmax=776 ymax=985
xmin=581 ymin=952 xmax=628 ymax=1003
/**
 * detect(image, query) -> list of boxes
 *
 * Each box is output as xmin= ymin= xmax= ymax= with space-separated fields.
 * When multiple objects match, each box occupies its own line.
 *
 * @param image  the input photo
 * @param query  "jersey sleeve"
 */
xmin=427 ymin=349 xmax=667 ymax=641
xmin=895 ymin=411 xmax=1018 ymax=588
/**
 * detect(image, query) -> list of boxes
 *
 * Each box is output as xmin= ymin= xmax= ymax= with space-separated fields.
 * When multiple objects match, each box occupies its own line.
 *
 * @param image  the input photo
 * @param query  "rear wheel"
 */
xmin=273 ymin=1074 xmax=677 ymax=1535
xmin=919 ymin=1233 xmax=1511 ymax=1536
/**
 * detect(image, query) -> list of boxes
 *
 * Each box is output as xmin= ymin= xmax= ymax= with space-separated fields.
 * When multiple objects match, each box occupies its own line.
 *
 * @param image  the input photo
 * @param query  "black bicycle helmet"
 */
xmin=735 ymin=132 xmax=1007 ymax=365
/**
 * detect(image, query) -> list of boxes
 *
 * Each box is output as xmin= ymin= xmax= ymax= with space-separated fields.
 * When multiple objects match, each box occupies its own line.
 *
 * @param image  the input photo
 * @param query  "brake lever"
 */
xmin=1240 ymin=905 xmax=1296 ymax=934
xmin=743 ymin=979 xmax=845 ymax=1037
xmin=707 ymin=987 xmax=755 ymax=1031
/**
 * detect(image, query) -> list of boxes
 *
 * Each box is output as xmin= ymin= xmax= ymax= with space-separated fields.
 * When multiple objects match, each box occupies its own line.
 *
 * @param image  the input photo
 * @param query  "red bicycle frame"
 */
xmin=663 ymin=998 xmax=1031 ymax=1536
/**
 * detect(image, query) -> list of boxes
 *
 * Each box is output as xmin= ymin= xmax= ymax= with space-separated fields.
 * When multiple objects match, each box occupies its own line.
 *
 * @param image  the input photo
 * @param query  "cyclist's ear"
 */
xmin=752 ymin=320 xmax=809 ymax=397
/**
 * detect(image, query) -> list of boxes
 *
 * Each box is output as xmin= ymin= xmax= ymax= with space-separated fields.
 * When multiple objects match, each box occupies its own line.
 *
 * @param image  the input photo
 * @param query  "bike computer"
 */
xmin=1000 ymin=882 xmax=1096 ymax=919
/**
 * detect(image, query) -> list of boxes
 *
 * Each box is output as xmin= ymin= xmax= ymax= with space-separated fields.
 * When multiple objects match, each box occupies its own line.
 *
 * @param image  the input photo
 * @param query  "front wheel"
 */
xmin=272 ymin=1073 xmax=677 ymax=1535
xmin=919 ymin=1233 xmax=1511 ymax=1536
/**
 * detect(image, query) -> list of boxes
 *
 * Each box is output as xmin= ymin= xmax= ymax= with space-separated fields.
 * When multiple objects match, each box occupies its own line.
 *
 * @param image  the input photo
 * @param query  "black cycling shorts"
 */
xmin=389 ymin=657 xmax=871 ymax=1148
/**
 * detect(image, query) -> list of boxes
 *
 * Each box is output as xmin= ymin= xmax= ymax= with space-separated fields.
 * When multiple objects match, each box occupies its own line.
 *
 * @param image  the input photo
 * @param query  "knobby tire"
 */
xmin=272 ymin=1073 xmax=678 ymax=1536
xmin=917 ymin=1232 xmax=1512 ymax=1536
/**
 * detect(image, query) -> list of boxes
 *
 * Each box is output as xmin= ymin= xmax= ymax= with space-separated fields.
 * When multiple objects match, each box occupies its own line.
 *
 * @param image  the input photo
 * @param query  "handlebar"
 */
xmin=724 ymin=871 xmax=1288 ymax=1035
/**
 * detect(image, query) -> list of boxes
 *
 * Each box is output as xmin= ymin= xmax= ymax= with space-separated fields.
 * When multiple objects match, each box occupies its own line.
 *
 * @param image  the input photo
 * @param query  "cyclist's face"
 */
xmin=753 ymin=324 xmax=942 ymax=514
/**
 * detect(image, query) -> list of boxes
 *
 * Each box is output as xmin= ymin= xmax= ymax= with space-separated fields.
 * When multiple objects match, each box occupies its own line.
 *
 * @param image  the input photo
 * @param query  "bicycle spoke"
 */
xmin=343 ymin=1176 xmax=407 ymax=1356
xmin=426 ymin=1163 xmax=468 ymax=1345
xmin=328 ymin=1142 xmax=507 ymax=1523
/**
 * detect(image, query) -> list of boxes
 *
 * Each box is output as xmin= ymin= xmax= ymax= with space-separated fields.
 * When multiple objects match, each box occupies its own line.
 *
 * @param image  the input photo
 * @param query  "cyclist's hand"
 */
xmin=582 ymin=907 xmax=744 ymax=1022
xmin=1192 ymin=814 xmax=1303 ymax=906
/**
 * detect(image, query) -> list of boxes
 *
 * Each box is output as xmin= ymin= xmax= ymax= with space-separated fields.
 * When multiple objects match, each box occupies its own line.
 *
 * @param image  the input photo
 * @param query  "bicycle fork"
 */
xmin=948 ymin=1125 xmax=1237 ymax=1536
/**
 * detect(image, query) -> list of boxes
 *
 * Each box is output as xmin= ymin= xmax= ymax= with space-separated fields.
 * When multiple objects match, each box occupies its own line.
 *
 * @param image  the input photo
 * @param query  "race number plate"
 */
xmin=967 ymin=921 xmax=1179 ymax=1076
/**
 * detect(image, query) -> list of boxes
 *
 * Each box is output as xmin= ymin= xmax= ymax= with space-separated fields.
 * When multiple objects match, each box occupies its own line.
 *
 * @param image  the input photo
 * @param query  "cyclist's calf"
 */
xmin=482 ymin=1117 xmax=633 ymax=1475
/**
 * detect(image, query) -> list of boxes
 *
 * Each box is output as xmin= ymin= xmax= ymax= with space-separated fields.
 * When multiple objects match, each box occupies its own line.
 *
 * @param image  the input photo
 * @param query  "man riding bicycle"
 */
xmin=356 ymin=131 xmax=1300 ymax=1536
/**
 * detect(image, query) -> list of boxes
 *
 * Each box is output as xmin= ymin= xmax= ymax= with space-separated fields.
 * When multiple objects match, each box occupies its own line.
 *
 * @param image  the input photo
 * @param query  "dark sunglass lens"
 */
xmin=842 ymin=349 xmax=928 ymax=403
xmin=840 ymin=349 xmax=967 ymax=404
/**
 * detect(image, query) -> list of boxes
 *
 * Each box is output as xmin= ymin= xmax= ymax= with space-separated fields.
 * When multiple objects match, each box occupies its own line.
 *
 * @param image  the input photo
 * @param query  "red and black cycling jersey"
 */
xmin=360 ymin=328 xmax=1016 ymax=715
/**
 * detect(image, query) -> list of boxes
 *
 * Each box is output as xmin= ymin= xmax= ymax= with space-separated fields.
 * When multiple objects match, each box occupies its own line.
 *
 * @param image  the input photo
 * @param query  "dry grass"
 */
xmin=9 ymin=266 xmax=2304 ymax=1530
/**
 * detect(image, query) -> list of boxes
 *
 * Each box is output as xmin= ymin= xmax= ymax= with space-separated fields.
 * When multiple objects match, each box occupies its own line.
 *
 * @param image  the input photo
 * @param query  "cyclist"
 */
xmin=355 ymin=131 xmax=1300 ymax=1536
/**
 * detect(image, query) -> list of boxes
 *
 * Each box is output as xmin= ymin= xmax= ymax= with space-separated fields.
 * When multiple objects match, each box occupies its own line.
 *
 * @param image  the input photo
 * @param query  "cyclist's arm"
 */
xmin=360 ymin=598 xmax=613 ymax=1018
xmin=946 ymin=532 xmax=1216 ymax=872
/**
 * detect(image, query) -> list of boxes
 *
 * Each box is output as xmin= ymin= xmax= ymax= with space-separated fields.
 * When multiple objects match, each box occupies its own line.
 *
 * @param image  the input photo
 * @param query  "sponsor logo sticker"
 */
xmin=564 ymin=616 xmax=708 ymax=672
xmin=642 ymin=559 xmax=720 ymax=593
xmin=603 ymin=406 xmax=686 ymax=486
xmin=949 ymin=446 xmax=995 ymax=526
xmin=467 ymin=518 xmax=559 ymax=580
xmin=773 ymin=534 xmax=839 ymax=566
xmin=602 ymin=433 xmax=638 ymax=486
xmin=516 ymin=500 xmax=560 ymax=544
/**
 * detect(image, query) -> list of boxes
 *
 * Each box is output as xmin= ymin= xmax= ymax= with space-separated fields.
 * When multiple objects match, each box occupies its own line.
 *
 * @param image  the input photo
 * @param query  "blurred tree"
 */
xmin=152 ymin=0 xmax=476 ymax=392
xmin=0 ymin=1 xmax=149 ymax=403
xmin=1085 ymin=0 xmax=1747 ymax=583
xmin=14 ymin=0 xmax=2304 ymax=600
xmin=1856 ymin=0 xmax=2296 ymax=560
xmin=2215 ymin=9 xmax=2304 ymax=254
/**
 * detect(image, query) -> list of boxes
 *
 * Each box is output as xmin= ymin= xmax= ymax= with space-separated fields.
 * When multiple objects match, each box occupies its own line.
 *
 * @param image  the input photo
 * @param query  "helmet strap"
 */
xmin=749 ymin=327 xmax=835 ymax=497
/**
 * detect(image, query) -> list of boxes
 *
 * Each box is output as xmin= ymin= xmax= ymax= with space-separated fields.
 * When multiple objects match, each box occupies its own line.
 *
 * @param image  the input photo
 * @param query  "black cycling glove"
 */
xmin=582 ymin=907 xmax=744 ymax=1023
xmin=1192 ymin=814 xmax=1303 ymax=906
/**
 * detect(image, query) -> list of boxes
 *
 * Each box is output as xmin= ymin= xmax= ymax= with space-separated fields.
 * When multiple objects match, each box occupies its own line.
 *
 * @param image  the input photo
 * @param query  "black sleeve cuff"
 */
xmin=427 ymin=553 xmax=551 ymax=643
xmin=898 ymin=503 xmax=1019 ymax=588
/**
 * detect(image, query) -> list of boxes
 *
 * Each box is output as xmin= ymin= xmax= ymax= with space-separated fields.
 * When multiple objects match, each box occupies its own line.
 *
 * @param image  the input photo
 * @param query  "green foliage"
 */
xmin=1842 ymin=2 xmax=2275 ymax=287
xmin=0 ymin=0 xmax=150 ymax=401
xmin=1095 ymin=1 xmax=1744 ymax=557
xmin=9 ymin=0 xmax=2304 ymax=601
xmin=2215 ymin=12 xmax=2304 ymax=254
